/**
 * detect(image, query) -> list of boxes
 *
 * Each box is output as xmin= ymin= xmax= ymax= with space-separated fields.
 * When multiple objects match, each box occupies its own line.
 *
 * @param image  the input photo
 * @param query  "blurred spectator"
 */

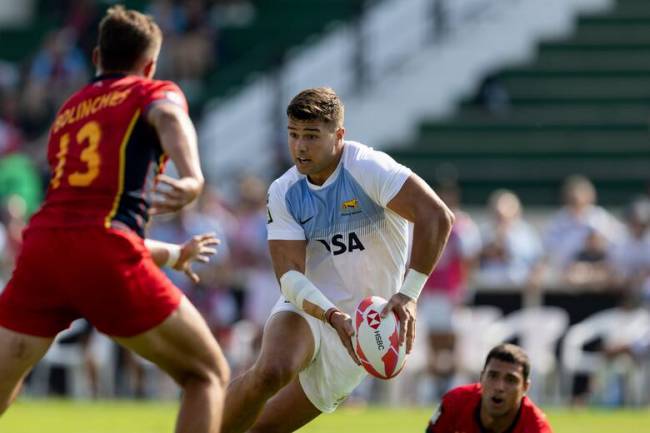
xmin=543 ymin=175 xmax=624 ymax=284
xmin=28 ymin=28 xmax=88 ymax=106
xmin=609 ymin=197 xmax=650 ymax=296
xmin=477 ymin=189 xmax=543 ymax=289
xmin=0 ymin=194 xmax=26 ymax=288
xmin=0 ymin=91 xmax=23 ymax=156
xmin=230 ymin=176 xmax=276 ymax=339
xmin=418 ymin=182 xmax=481 ymax=399
xmin=0 ymin=60 xmax=20 ymax=90
xmin=148 ymin=0 xmax=217 ymax=101
xmin=62 ymin=0 xmax=101 ymax=55
xmin=562 ymin=227 xmax=614 ymax=291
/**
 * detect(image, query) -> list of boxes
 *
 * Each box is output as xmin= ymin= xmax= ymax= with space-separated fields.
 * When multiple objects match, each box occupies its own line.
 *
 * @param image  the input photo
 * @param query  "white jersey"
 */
xmin=267 ymin=141 xmax=412 ymax=315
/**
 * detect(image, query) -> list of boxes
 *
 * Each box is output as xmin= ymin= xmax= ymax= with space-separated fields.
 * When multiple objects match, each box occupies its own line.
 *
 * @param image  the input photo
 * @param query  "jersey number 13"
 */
xmin=50 ymin=120 xmax=102 ymax=189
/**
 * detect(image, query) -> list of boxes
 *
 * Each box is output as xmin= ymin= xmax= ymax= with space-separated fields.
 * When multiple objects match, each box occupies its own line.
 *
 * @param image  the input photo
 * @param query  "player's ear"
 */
xmin=143 ymin=58 xmax=156 ymax=79
xmin=92 ymin=47 xmax=100 ymax=69
xmin=336 ymin=127 xmax=345 ymax=141
xmin=523 ymin=379 xmax=531 ymax=394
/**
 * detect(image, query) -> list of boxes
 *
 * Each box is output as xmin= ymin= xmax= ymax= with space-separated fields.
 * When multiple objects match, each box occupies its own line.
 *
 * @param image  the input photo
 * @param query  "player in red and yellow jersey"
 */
xmin=0 ymin=6 xmax=229 ymax=433
xmin=426 ymin=344 xmax=553 ymax=433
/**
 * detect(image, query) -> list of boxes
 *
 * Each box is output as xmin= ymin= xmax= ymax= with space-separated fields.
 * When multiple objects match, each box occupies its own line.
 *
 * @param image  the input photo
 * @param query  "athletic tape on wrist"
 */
xmin=398 ymin=268 xmax=428 ymax=301
xmin=280 ymin=270 xmax=336 ymax=320
xmin=165 ymin=245 xmax=181 ymax=268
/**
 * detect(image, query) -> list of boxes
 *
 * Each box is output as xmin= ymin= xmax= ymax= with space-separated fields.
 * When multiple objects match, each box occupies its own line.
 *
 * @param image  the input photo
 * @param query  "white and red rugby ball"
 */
xmin=354 ymin=296 xmax=407 ymax=379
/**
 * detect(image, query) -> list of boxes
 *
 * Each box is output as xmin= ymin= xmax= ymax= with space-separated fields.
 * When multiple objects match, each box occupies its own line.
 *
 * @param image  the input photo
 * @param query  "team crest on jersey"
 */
xmin=341 ymin=198 xmax=361 ymax=216
xmin=342 ymin=198 xmax=358 ymax=209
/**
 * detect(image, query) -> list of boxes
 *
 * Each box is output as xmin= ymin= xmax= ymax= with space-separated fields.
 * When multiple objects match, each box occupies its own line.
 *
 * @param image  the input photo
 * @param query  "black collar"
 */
xmin=475 ymin=400 xmax=523 ymax=433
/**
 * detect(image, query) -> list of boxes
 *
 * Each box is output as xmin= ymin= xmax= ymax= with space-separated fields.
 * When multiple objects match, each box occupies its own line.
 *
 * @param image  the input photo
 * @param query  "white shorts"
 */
xmin=268 ymin=296 xmax=366 ymax=413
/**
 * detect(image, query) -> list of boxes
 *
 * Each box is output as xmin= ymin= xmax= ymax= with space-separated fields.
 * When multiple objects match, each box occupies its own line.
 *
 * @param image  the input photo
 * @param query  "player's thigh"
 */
xmin=250 ymin=377 xmax=321 ymax=433
xmin=257 ymin=311 xmax=316 ymax=374
xmin=0 ymin=327 xmax=52 ymax=393
xmin=113 ymin=297 xmax=228 ymax=385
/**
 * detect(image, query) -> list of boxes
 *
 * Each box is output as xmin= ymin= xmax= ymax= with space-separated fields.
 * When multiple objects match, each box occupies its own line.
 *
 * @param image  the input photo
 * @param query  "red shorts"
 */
xmin=0 ymin=226 xmax=182 ymax=338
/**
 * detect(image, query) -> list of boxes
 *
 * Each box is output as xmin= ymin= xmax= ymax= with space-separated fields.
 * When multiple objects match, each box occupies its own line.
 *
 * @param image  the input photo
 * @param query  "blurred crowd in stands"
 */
xmin=0 ymin=0 xmax=254 ymax=166
xmin=1 ymin=0 xmax=650 ymax=409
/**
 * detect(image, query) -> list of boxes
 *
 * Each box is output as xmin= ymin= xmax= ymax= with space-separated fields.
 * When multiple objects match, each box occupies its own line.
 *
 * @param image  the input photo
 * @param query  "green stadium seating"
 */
xmin=203 ymin=0 xmax=356 ymax=103
xmin=391 ymin=0 xmax=650 ymax=206
xmin=0 ymin=0 xmax=358 ymax=109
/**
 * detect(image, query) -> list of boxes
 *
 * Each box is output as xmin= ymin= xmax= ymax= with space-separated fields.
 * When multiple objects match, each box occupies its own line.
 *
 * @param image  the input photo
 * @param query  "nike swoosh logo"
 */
xmin=299 ymin=216 xmax=313 ymax=225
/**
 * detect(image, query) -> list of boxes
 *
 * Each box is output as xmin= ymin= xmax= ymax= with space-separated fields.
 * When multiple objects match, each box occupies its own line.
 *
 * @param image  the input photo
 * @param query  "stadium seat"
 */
xmin=561 ymin=307 xmax=650 ymax=405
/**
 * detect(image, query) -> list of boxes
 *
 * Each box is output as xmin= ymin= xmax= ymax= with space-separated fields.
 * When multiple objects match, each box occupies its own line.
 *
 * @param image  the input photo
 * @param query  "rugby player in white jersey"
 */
xmin=222 ymin=87 xmax=455 ymax=433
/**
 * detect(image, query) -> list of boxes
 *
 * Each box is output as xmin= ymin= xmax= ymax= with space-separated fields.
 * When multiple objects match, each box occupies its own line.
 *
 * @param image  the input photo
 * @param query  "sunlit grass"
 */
xmin=1 ymin=399 xmax=648 ymax=433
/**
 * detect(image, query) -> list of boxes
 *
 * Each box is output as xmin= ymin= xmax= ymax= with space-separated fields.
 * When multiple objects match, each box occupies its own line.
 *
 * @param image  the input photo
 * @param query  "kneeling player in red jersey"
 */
xmin=0 ymin=6 xmax=229 ymax=433
xmin=426 ymin=344 xmax=553 ymax=433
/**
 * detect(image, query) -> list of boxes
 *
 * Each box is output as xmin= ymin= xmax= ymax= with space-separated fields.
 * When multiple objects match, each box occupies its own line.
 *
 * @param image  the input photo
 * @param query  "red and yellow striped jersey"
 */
xmin=30 ymin=73 xmax=188 ymax=237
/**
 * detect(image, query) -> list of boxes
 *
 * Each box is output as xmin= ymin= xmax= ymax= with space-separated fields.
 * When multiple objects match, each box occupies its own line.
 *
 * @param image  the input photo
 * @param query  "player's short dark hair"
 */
xmin=98 ymin=5 xmax=162 ymax=72
xmin=483 ymin=344 xmax=530 ymax=381
xmin=287 ymin=87 xmax=344 ymax=129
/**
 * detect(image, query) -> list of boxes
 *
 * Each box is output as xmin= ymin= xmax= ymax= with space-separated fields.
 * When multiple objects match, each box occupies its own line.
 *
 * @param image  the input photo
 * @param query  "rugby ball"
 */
xmin=354 ymin=296 xmax=407 ymax=379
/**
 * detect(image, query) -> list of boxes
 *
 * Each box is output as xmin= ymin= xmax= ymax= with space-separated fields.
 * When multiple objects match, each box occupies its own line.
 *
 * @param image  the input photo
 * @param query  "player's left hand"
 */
xmin=327 ymin=309 xmax=362 ymax=366
xmin=173 ymin=233 xmax=220 ymax=283
xmin=150 ymin=174 xmax=202 ymax=214
xmin=381 ymin=293 xmax=417 ymax=354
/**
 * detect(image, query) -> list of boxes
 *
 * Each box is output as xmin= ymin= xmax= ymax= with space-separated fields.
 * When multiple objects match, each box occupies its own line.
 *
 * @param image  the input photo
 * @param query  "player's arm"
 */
xmin=268 ymin=239 xmax=361 ymax=365
xmin=145 ymin=233 xmax=219 ymax=283
xmin=382 ymin=173 xmax=455 ymax=352
xmin=147 ymin=102 xmax=204 ymax=214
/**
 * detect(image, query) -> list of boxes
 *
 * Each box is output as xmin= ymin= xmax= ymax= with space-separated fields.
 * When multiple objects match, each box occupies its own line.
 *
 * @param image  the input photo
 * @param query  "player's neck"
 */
xmin=95 ymin=68 xmax=146 ymax=78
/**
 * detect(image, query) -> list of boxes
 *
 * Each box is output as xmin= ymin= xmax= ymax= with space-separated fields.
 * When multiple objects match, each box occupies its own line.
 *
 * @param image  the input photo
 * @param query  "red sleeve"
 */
xmin=518 ymin=399 xmax=554 ymax=433
xmin=140 ymin=80 xmax=188 ymax=114
xmin=528 ymin=416 xmax=553 ymax=433
xmin=535 ymin=413 xmax=554 ymax=433
xmin=426 ymin=397 xmax=455 ymax=433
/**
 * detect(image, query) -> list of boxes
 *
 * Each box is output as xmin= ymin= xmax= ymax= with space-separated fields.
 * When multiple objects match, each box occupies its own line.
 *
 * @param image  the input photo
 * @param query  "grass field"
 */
xmin=1 ymin=400 xmax=649 ymax=433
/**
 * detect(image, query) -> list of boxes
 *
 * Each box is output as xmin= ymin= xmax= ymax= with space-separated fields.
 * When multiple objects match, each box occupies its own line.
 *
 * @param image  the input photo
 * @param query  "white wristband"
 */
xmin=165 ymin=245 xmax=181 ymax=268
xmin=280 ymin=270 xmax=336 ymax=321
xmin=399 ymin=268 xmax=428 ymax=301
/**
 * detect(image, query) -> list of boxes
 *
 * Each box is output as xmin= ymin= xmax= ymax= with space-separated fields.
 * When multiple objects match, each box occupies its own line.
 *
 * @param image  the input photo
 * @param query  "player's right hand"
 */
xmin=174 ymin=233 xmax=220 ymax=283
xmin=327 ymin=309 xmax=361 ymax=366
xmin=150 ymin=174 xmax=202 ymax=214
